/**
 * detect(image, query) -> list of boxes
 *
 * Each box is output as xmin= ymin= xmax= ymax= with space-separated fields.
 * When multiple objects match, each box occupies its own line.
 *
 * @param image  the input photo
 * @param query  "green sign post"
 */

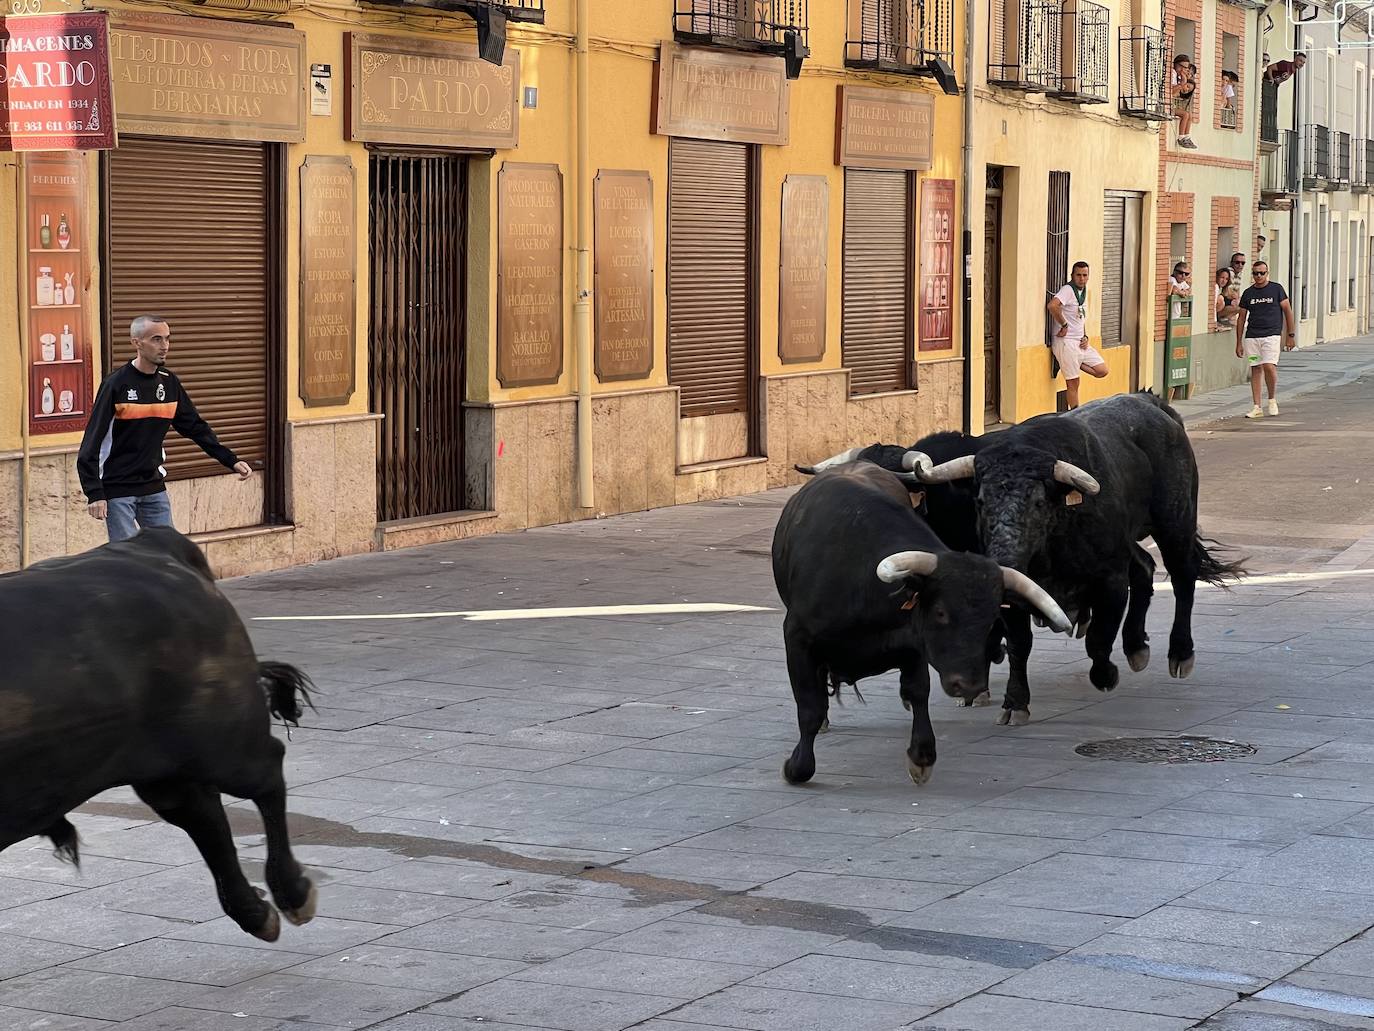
xmin=1164 ymin=296 xmax=1193 ymax=400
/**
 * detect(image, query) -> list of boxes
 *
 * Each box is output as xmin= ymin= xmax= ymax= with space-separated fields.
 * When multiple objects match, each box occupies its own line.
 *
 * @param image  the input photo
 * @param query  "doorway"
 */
xmin=369 ymin=152 xmax=467 ymax=522
xmin=983 ymin=173 xmax=1003 ymax=423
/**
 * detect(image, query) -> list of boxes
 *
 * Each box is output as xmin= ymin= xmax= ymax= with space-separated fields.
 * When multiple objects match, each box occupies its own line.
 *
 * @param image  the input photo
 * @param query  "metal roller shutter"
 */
xmin=105 ymin=137 xmax=274 ymax=482
xmin=1101 ymin=194 xmax=1126 ymax=347
xmin=668 ymin=137 xmax=753 ymax=417
xmin=843 ymin=168 xmax=912 ymax=396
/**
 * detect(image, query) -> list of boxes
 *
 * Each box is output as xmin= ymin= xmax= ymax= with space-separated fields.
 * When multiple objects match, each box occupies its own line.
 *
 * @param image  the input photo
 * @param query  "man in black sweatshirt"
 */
xmin=77 ymin=315 xmax=253 ymax=542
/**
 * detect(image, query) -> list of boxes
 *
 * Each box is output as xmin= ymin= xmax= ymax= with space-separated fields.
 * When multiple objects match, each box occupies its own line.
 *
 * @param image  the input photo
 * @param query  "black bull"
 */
xmin=771 ymin=463 xmax=1070 ymax=785
xmin=0 ymin=528 xmax=317 ymax=941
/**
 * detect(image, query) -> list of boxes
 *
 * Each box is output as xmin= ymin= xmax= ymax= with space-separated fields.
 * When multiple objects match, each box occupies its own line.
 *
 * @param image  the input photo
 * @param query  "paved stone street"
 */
xmin=6 ymin=341 xmax=1374 ymax=1030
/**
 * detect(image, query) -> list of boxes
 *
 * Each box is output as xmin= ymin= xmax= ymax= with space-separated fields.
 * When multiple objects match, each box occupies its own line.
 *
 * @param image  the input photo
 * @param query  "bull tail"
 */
xmin=259 ymin=661 xmax=317 ymax=727
xmin=45 ymin=817 xmax=80 ymax=867
xmin=1195 ymin=535 xmax=1246 ymax=588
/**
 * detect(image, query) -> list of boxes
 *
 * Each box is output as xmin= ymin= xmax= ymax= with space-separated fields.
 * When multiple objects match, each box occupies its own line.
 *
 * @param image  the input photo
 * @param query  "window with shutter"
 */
xmin=843 ymin=168 xmax=912 ymax=396
xmin=1100 ymin=194 xmax=1126 ymax=347
xmin=668 ymin=137 xmax=755 ymax=418
xmin=104 ymin=137 xmax=281 ymax=501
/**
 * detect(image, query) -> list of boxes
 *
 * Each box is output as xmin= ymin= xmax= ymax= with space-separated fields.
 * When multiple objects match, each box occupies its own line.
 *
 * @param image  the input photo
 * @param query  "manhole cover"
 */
xmin=1075 ymin=736 xmax=1257 ymax=763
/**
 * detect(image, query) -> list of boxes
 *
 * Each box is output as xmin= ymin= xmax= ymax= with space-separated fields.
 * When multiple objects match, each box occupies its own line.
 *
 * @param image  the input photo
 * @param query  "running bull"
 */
xmin=907 ymin=392 xmax=1243 ymax=724
xmin=771 ymin=461 xmax=1070 ymax=785
xmin=0 ymin=528 xmax=318 ymax=941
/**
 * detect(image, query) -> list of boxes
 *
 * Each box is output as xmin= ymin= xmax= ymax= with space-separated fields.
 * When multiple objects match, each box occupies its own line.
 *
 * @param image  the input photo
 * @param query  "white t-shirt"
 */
xmin=1054 ymin=283 xmax=1087 ymax=342
xmin=1223 ymin=82 xmax=1236 ymax=100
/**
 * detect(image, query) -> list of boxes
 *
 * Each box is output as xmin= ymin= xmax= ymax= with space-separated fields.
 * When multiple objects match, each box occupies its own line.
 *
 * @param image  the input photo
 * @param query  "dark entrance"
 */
xmin=983 ymin=173 xmax=1003 ymax=424
xmin=369 ymin=153 xmax=467 ymax=522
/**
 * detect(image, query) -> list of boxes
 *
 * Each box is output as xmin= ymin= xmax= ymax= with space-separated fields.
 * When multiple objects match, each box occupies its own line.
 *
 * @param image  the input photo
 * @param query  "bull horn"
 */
xmin=876 ymin=551 xmax=940 ymax=584
xmin=1052 ymin=461 xmax=1100 ymax=495
xmin=797 ymin=446 xmax=865 ymax=476
xmin=1001 ymin=567 xmax=1072 ymax=634
xmin=913 ymin=454 xmax=976 ymax=484
xmin=900 ymin=450 xmax=935 ymax=476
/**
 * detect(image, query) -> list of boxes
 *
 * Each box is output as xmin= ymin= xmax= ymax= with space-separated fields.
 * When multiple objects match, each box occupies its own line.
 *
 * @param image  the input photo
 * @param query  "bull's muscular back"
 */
xmin=772 ymin=464 xmax=945 ymax=634
xmin=0 ymin=529 xmax=261 ymax=839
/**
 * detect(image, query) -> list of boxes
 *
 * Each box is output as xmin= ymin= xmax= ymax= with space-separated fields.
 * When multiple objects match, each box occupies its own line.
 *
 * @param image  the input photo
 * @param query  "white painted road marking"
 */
xmin=1156 ymin=567 xmax=1374 ymax=591
xmin=253 ymin=602 xmax=777 ymax=623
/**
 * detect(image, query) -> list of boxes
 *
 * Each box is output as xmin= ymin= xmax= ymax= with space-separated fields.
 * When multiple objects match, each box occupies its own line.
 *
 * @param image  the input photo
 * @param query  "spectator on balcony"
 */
xmin=1048 ymin=261 xmax=1108 ymax=410
xmin=1257 ymin=235 xmax=1267 ymax=256
xmin=1230 ymin=252 xmax=1247 ymax=283
xmin=1215 ymin=268 xmax=1241 ymax=327
xmin=1169 ymin=262 xmax=1192 ymax=298
xmin=1221 ymin=70 xmax=1238 ymax=111
xmin=1264 ymin=53 xmax=1306 ymax=85
xmin=1172 ymin=55 xmax=1198 ymax=148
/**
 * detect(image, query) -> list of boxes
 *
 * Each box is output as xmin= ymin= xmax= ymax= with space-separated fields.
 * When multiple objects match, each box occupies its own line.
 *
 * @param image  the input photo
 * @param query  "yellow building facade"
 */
xmin=969 ymin=0 xmax=1162 ymax=426
xmin=0 ymin=0 xmax=970 ymax=575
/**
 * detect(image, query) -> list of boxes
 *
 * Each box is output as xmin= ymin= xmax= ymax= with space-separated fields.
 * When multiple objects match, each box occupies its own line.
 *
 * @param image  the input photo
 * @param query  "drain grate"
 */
xmin=1075 ymin=736 xmax=1257 ymax=764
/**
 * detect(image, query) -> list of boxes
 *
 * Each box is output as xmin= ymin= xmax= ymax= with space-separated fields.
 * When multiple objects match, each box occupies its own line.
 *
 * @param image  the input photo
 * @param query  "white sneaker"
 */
xmin=1268 ymin=399 xmax=1279 ymax=416
xmin=1245 ymin=405 xmax=1264 ymax=419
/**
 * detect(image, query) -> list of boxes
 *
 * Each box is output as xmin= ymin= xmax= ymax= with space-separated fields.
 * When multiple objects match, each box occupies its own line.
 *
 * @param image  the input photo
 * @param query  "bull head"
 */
xmin=908 ymin=452 xmax=1100 ymax=497
xmin=877 ymin=551 xmax=1071 ymax=634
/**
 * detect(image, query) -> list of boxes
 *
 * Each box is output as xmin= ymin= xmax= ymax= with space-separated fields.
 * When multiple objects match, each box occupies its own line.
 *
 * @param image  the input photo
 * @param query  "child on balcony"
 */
xmin=1172 ymin=55 xmax=1198 ymax=148
xmin=1222 ymin=70 xmax=1238 ymax=110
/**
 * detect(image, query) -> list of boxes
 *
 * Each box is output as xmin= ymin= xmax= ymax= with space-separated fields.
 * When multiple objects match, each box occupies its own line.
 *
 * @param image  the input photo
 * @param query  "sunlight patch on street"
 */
xmin=253 ymin=602 xmax=777 ymax=623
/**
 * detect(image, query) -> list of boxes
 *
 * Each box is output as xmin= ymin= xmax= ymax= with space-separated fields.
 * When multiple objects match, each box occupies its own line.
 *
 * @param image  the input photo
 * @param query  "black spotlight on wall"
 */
xmin=476 ymin=5 xmax=508 ymax=64
xmin=928 ymin=58 xmax=960 ymax=96
xmin=783 ymin=29 xmax=808 ymax=80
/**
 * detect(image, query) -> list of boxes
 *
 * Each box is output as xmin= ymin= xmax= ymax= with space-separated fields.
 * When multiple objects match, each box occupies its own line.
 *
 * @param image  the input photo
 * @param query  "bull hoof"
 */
xmin=1075 ymin=619 xmax=1091 ymax=640
xmin=1090 ymin=663 xmax=1120 ymax=692
xmin=906 ymin=757 xmax=933 ymax=785
xmin=783 ymin=756 xmax=815 ymax=785
xmin=1127 ymin=647 xmax=1150 ymax=673
xmin=250 ymin=905 xmax=281 ymax=943
xmin=996 ymin=707 xmax=1028 ymax=726
xmin=902 ymin=697 xmax=912 ymax=712
xmin=961 ymin=690 xmax=991 ymax=707
xmin=1169 ymin=655 xmax=1196 ymax=679
xmin=819 ymin=717 xmax=831 ymax=733
xmin=283 ymin=882 xmax=318 ymax=927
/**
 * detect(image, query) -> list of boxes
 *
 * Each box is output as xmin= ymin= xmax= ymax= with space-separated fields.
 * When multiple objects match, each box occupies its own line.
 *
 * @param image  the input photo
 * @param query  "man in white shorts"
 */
xmin=1047 ymin=261 xmax=1109 ymax=409
xmin=1234 ymin=260 xmax=1296 ymax=419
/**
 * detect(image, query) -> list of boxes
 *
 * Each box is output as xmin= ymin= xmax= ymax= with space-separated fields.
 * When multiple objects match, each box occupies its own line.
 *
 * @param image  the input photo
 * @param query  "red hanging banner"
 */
xmin=0 ymin=12 xmax=116 ymax=151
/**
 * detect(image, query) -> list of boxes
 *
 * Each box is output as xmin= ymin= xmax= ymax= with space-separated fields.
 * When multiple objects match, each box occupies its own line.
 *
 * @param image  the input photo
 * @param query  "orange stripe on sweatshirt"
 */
xmin=115 ymin=401 xmax=177 ymax=420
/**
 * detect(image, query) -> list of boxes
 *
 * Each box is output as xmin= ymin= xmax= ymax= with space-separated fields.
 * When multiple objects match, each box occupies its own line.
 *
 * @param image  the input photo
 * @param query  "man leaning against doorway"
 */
xmin=1047 ymin=261 xmax=1110 ymax=409
xmin=77 ymin=315 xmax=253 ymax=542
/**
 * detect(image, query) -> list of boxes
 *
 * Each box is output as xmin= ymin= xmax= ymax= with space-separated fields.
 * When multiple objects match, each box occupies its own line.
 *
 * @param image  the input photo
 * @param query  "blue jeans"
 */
xmin=106 ymin=491 xmax=173 ymax=542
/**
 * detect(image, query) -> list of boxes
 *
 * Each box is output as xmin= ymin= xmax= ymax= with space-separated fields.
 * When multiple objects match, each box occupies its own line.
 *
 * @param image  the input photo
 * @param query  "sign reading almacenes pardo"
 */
xmin=0 ymin=12 xmax=116 ymax=151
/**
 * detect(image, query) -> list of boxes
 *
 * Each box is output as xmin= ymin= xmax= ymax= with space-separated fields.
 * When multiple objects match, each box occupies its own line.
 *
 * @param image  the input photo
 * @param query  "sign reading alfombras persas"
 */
xmin=0 ymin=12 xmax=116 ymax=151
xmin=497 ymin=162 xmax=564 ymax=388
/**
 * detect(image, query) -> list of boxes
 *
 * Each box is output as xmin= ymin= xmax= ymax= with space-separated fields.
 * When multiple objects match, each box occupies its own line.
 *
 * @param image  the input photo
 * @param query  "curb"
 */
xmin=1177 ymin=341 xmax=1374 ymax=429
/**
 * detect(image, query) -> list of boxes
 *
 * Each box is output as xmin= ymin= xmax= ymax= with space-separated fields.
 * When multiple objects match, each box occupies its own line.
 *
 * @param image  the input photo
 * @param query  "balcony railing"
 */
xmin=1260 ymin=129 xmax=1299 ymax=201
xmin=846 ymin=0 xmax=955 ymax=76
xmin=1334 ymin=130 xmax=1353 ymax=186
xmin=1118 ymin=25 xmax=1169 ymax=120
xmin=675 ymin=0 xmax=811 ymax=76
xmin=1048 ymin=0 xmax=1109 ymax=103
xmin=1304 ymin=124 xmax=1332 ymax=186
xmin=1259 ymin=78 xmax=1279 ymax=151
xmin=1220 ymin=104 xmax=1237 ymax=129
xmin=988 ymin=0 xmax=1060 ymax=91
xmin=1355 ymin=139 xmax=1374 ymax=193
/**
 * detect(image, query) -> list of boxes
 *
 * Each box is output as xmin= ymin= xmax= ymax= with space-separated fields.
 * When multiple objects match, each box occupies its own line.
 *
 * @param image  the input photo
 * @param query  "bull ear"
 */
xmin=908 ymin=490 xmax=926 ymax=510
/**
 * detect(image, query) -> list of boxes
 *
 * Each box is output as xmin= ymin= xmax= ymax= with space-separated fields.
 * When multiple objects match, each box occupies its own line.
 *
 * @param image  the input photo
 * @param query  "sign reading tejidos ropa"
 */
xmin=497 ymin=163 xmax=564 ymax=388
xmin=0 ymin=12 xmax=116 ymax=151
xmin=109 ymin=12 xmax=305 ymax=143
xmin=346 ymin=33 xmax=519 ymax=149
xmin=653 ymin=42 xmax=790 ymax=146
xmin=835 ymin=85 xmax=934 ymax=171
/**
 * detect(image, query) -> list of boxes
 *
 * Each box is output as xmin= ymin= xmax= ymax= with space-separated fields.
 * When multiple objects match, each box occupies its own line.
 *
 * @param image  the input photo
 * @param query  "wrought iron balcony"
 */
xmin=1118 ymin=25 xmax=1168 ymax=120
xmin=846 ymin=0 xmax=956 ymax=83
xmin=1259 ymin=78 xmax=1279 ymax=152
xmin=358 ymin=0 xmax=543 ymax=64
xmin=1354 ymin=139 xmax=1374 ymax=193
xmin=988 ymin=0 xmax=1060 ymax=91
xmin=1333 ymin=130 xmax=1352 ymax=187
xmin=1220 ymin=104 xmax=1237 ymax=129
xmin=1260 ymin=129 xmax=1298 ymax=203
xmin=1048 ymin=0 xmax=1108 ymax=103
xmin=675 ymin=0 xmax=810 ymax=77
xmin=1303 ymin=124 xmax=1332 ymax=188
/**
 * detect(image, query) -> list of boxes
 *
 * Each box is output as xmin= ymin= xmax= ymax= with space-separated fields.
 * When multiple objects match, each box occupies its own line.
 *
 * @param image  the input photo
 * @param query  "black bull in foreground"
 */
xmin=0 ymin=528 xmax=318 ymax=941
xmin=771 ymin=462 xmax=1072 ymax=785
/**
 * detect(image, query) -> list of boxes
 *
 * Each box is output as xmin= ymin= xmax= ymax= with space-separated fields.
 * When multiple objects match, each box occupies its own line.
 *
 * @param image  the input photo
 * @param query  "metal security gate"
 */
xmin=1101 ymin=190 xmax=1143 ymax=389
xmin=369 ymin=153 xmax=467 ymax=522
xmin=104 ymin=136 xmax=284 ymax=522
xmin=843 ymin=168 xmax=913 ymax=395
xmin=984 ymin=190 xmax=1002 ymax=423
